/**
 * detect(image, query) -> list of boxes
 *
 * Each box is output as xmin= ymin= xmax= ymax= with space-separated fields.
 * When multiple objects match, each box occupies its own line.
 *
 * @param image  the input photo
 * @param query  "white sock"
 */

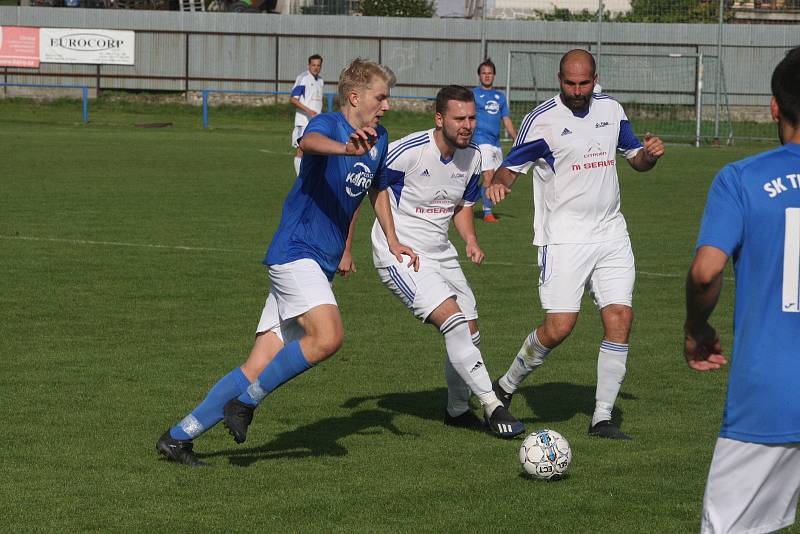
xmin=499 ymin=329 xmax=552 ymax=393
xmin=440 ymin=315 xmax=501 ymax=417
xmin=444 ymin=329 xmax=482 ymax=417
xmin=444 ymin=357 xmax=471 ymax=417
xmin=294 ymin=156 xmax=301 ymax=175
xmin=593 ymin=340 xmax=628 ymax=427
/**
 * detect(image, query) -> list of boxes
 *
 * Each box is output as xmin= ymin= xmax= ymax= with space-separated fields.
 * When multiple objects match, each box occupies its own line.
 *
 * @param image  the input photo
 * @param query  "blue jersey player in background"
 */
xmin=157 ymin=58 xmax=418 ymax=467
xmin=683 ymin=46 xmax=800 ymax=533
xmin=472 ymin=59 xmax=516 ymax=223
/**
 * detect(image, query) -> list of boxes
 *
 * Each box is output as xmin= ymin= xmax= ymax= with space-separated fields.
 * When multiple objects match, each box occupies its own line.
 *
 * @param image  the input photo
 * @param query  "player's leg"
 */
xmin=225 ymin=259 xmax=339 ymax=443
xmin=701 ymin=438 xmax=800 ymax=534
xmin=442 ymin=261 xmax=483 ymax=429
xmin=496 ymin=243 xmax=588 ymax=406
xmin=478 ymin=144 xmax=500 ymax=222
xmin=156 ymin=290 xmax=290 ymax=465
xmin=292 ymin=126 xmax=304 ymax=175
xmin=428 ymin=298 xmax=524 ymax=438
xmin=588 ymin=237 xmax=635 ymax=440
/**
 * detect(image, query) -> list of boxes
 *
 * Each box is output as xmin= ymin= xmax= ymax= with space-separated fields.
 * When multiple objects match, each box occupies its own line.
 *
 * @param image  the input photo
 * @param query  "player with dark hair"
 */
xmin=156 ymin=58 xmax=418 ymax=467
xmin=472 ymin=58 xmax=516 ymax=223
xmin=683 ymin=45 xmax=800 ymax=533
xmin=290 ymin=54 xmax=324 ymax=175
xmin=486 ymin=49 xmax=664 ymax=440
xmin=369 ymin=84 xmax=524 ymax=437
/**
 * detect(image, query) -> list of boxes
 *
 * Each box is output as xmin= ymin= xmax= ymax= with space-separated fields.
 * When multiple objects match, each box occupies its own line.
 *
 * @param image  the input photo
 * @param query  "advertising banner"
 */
xmin=40 ymin=28 xmax=135 ymax=65
xmin=0 ymin=26 xmax=40 ymax=68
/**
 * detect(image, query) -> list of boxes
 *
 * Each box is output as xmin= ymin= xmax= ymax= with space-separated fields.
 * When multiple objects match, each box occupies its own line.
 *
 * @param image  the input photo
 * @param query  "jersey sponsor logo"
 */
xmin=415 ymin=189 xmax=454 ymax=214
xmin=432 ymin=189 xmax=449 ymax=204
xmin=485 ymin=100 xmax=500 ymax=115
xmin=345 ymin=162 xmax=374 ymax=198
xmin=421 ymin=169 xmax=431 ymax=177
xmin=570 ymin=145 xmax=614 ymax=171
xmin=450 ymin=172 xmax=467 ymax=179
xmin=595 ymin=121 xmax=610 ymax=128
xmin=561 ymin=128 xmax=572 ymax=136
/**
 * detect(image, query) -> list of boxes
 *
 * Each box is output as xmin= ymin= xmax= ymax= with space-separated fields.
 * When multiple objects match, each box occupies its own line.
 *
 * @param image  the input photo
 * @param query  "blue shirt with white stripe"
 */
xmin=266 ymin=112 xmax=389 ymax=279
xmin=696 ymin=142 xmax=800 ymax=444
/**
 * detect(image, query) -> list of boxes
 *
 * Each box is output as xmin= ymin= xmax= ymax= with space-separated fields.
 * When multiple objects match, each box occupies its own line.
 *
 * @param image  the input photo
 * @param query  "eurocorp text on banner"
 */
xmin=40 ymin=28 xmax=134 ymax=65
xmin=0 ymin=26 xmax=40 ymax=68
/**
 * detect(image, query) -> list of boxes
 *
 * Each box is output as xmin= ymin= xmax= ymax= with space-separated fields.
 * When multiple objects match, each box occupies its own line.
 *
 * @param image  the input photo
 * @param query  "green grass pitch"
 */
xmin=0 ymin=97 xmax=792 ymax=532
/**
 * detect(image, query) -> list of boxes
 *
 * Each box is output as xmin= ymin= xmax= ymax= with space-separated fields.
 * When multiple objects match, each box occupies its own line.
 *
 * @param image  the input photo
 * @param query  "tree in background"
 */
xmin=359 ymin=0 xmax=434 ymax=17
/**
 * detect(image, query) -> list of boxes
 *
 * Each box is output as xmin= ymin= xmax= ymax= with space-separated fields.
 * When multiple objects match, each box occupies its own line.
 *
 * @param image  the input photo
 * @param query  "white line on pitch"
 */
xmin=1 ymin=235 xmax=733 ymax=281
xmin=0 ymin=235 xmax=253 ymax=254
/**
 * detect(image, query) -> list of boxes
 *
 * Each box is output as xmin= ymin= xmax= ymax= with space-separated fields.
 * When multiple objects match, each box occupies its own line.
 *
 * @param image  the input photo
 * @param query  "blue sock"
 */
xmin=237 ymin=341 xmax=313 ymax=407
xmin=481 ymin=185 xmax=493 ymax=214
xmin=170 ymin=367 xmax=251 ymax=441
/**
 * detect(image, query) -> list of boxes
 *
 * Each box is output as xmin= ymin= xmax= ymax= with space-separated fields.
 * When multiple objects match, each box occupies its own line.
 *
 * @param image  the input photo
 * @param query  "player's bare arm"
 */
xmin=369 ymin=189 xmax=420 ymax=271
xmin=683 ymin=245 xmax=729 ymax=371
xmin=452 ymin=204 xmax=484 ymax=265
xmin=486 ymin=166 xmax=520 ymax=204
xmin=290 ymin=96 xmax=318 ymax=117
xmin=299 ymin=128 xmax=377 ymax=156
xmin=337 ymin=205 xmax=361 ymax=278
xmin=629 ymin=133 xmax=665 ymax=171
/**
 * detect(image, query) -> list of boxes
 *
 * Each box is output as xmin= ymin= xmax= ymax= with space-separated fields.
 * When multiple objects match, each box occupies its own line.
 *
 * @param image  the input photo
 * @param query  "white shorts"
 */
xmin=377 ymin=257 xmax=478 ymax=322
xmin=256 ymin=258 xmax=337 ymax=342
xmin=291 ymin=125 xmax=306 ymax=148
xmin=537 ymin=237 xmax=635 ymax=312
xmin=701 ymin=437 xmax=800 ymax=534
xmin=478 ymin=144 xmax=503 ymax=173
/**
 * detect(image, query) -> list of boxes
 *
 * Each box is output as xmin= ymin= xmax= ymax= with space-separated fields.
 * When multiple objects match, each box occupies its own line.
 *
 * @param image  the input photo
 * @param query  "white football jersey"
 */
xmin=291 ymin=70 xmax=324 ymax=127
xmin=504 ymin=93 xmax=643 ymax=246
xmin=371 ymin=129 xmax=482 ymax=267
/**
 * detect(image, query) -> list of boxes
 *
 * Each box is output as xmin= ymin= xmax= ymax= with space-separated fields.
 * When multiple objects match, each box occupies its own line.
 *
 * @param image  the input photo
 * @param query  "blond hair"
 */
xmin=338 ymin=58 xmax=396 ymax=105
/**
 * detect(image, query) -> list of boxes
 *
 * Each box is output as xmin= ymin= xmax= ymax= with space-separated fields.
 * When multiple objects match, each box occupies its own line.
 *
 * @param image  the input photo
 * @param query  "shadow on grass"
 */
xmin=204 ymin=409 xmax=412 ymax=467
xmin=204 ymin=383 xmax=637 ymax=466
xmin=515 ymin=381 xmax=637 ymax=430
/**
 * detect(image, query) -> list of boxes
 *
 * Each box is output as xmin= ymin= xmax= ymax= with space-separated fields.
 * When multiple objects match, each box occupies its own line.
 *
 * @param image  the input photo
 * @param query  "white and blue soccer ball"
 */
xmin=519 ymin=429 xmax=571 ymax=479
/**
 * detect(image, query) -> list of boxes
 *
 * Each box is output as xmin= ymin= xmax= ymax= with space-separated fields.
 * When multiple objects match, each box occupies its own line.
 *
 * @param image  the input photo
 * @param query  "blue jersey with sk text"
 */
xmin=696 ymin=142 xmax=800 ymax=444
xmin=472 ymin=86 xmax=509 ymax=147
xmin=265 ymin=112 xmax=389 ymax=280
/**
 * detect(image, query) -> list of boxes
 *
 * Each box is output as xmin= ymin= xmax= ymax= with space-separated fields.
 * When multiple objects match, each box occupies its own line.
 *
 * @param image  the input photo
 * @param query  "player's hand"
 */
xmin=345 ymin=127 xmax=378 ymax=156
xmin=465 ymin=242 xmax=484 ymax=266
xmin=486 ymin=183 xmax=511 ymax=204
xmin=642 ymin=133 xmax=664 ymax=162
xmin=683 ymin=323 xmax=728 ymax=372
xmin=336 ymin=250 xmax=356 ymax=278
xmin=389 ymin=242 xmax=420 ymax=272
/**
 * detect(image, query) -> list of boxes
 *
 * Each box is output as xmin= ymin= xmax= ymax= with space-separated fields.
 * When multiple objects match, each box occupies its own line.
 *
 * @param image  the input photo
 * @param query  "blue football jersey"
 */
xmin=265 ymin=112 xmax=389 ymax=279
xmin=696 ymin=142 xmax=800 ymax=444
xmin=472 ymin=86 xmax=509 ymax=147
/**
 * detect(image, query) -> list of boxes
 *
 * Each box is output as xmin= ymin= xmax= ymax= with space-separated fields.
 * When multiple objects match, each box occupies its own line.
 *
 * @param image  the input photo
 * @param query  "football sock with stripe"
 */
xmin=593 ymin=340 xmax=628 ymax=427
xmin=237 ymin=341 xmax=313 ymax=407
xmin=500 ymin=329 xmax=552 ymax=393
xmin=481 ymin=185 xmax=493 ymax=215
xmin=444 ymin=330 xmax=481 ymax=417
xmin=170 ymin=367 xmax=251 ymax=441
xmin=440 ymin=315 xmax=501 ymax=417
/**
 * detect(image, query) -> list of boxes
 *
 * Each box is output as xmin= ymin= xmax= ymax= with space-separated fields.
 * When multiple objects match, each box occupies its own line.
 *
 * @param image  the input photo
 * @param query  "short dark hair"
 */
xmin=771 ymin=46 xmax=800 ymax=126
xmin=477 ymin=58 xmax=496 ymax=75
xmin=559 ymin=49 xmax=596 ymax=77
xmin=435 ymin=85 xmax=475 ymax=115
xmin=308 ymin=54 xmax=323 ymax=64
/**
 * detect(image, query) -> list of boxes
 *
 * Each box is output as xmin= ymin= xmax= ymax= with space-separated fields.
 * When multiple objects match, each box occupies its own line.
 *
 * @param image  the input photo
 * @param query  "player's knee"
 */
xmin=543 ymin=316 xmax=577 ymax=343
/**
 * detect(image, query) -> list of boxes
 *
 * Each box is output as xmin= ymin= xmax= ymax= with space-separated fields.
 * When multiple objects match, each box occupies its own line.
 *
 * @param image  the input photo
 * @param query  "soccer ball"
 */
xmin=519 ymin=429 xmax=571 ymax=479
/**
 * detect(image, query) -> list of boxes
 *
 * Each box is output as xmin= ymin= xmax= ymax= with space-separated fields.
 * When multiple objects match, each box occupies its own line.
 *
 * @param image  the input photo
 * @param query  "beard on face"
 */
xmin=562 ymin=92 xmax=590 ymax=112
xmin=442 ymin=124 xmax=472 ymax=149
